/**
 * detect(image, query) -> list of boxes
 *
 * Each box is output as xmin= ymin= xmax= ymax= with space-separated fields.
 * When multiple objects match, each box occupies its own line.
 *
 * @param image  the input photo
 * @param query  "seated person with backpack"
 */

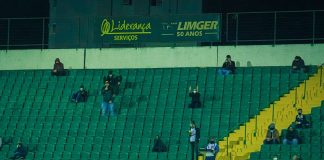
xmin=71 ymin=85 xmax=88 ymax=103
xmin=152 ymin=135 xmax=167 ymax=152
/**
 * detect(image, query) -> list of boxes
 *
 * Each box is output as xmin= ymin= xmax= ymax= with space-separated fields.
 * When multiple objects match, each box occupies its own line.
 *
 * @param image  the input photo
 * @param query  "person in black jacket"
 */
xmin=103 ymin=71 xmax=122 ymax=95
xmin=189 ymin=86 xmax=201 ymax=108
xmin=292 ymin=56 xmax=306 ymax=73
xmin=218 ymin=55 xmax=236 ymax=75
xmin=9 ymin=141 xmax=27 ymax=160
xmin=295 ymin=108 xmax=310 ymax=129
xmin=283 ymin=126 xmax=299 ymax=145
xmin=152 ymin=135 xmax=167 ymax=152
xmin=101 ymin=81 xmax=115 ymax=116
xmin=71 ymin=85 xmax=88 ymax=103
xmin=51 ymin=58 xmax=67 ymax=76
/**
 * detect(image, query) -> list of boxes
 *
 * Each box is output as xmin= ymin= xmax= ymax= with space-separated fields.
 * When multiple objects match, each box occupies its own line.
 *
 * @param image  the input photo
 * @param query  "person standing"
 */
xmin=189 ymin=121 xmax=197 ymax=160
xmin=101 ymin=81 xmax=115 ymax=116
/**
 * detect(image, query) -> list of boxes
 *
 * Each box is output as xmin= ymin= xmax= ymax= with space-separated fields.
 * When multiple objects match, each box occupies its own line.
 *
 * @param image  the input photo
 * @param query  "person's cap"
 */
xmin=80 ymin=84 xmax=84 ymax=89
xmin=108 ymin=70 xmax=113 ymax=75
xmin=226 ymin=55 xmax=231 ymax=58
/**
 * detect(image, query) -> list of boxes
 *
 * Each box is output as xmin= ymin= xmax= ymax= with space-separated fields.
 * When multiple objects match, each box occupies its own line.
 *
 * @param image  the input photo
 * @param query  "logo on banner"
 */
xmin=101 ymin=19 xmax=152 ymax=41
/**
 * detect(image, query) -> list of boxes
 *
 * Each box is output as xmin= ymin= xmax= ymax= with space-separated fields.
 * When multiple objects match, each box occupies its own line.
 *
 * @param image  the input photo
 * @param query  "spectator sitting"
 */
xmin=205 ymin=137 xmax=219 ymax=160
xmin=218 ymin=55 xmax=236 ymax=75
xmin=152 ymin=135 xmax=167 ymax=152
xmin=264 ymin=123 xmax=280 ymax=144
xmin=71 ymin=85 xmax=88 ymax=103
xmin=101 ymin=81 xmax=115 ymax=116
xmin=9 ymin=141 xmax=27 ymax=160
xmin=51 ymin=58 xmax=67 ymax=76
xmin=188 ymin=86 xmax=201 ymax=108
xmin=292 ymin=56 xmax=306 ymax=73
xmin=295 ymin=108 xmax=310 ymax=129
xmin=283 ymin=126 xmax=299 ymax=145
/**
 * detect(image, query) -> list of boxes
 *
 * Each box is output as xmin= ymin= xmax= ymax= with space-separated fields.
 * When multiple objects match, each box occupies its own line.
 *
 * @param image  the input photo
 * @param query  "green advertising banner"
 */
xmin=99 ymin=14 xmax=221 ymax=43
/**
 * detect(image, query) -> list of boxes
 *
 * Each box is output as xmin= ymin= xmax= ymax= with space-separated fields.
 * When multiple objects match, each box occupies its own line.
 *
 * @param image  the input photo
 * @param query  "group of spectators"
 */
xmin=264 ymin=109 xmax=310 ymax=145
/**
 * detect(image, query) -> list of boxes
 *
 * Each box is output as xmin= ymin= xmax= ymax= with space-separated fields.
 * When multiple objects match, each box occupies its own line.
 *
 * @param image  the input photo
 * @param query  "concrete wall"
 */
xmin=0 ymin=44 xmax=323 ymax=70
xmin=0 ymin=49 xmax=84 ymax=70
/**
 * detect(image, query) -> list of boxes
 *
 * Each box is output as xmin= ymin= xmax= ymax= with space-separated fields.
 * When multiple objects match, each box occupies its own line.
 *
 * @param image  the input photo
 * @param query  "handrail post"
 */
xmin=42 ymin=18 xmax=45 ymax=50
xmin=272 ymin=103 xmax=275 ymax=121
xmin=7 ymin=19 xmax=10 ymax=51
xmin=303 ymin=79 xmax=307 ymax=99
xmin=273 ymin=12 xmax=277 ymax=46
xmin=235 ymin=13 xmax=239 ymax=46
xmin=320 ymin=66 xmax=323 ymax=87
xmin=226 ymin=13 xmax=229 ymax=43
xmin=312 ymin=11 xmax=316 ymax=46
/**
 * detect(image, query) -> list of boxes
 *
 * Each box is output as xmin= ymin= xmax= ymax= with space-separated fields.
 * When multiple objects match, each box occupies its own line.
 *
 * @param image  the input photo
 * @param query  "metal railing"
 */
xmin=0 ymin=10 xmax=324 ymax=49
xmin=226 ymin=10 xmax=324 ymax=45
xmin=0 ymin=17 xmax=49 ymax=50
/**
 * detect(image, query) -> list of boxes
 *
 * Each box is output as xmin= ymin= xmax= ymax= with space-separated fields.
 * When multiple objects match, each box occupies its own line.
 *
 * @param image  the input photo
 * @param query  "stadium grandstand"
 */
xmin=0 ymin=0 xmax=324 ymax=160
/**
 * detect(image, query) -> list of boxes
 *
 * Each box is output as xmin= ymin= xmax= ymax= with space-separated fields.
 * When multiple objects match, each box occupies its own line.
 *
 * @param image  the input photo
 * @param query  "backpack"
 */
xmin=195 ymin=128 xmax=200 ymax=142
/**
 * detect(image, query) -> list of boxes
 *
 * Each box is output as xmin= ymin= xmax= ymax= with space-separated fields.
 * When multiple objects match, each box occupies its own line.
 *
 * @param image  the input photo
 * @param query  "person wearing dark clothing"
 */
xmin=71 ymin=85 xmax=88 ymax=103
xmin=103 ymin=71 xmax=123 ymax=95
xmin=292 ymin=56 xmax=306 ymax=73
xmin=101 ymin=81 xmax=115 ymax=116
xmin=283 ymin=126 xmax=298 ymax=145
xmin=295 ymin=109 xmax=310 ymax=129
xmin=189 ymin=86 xmax=201 ymax=108
xmin=264 ymin=123 xmax=280 ymax=144
xmin=10 ymin=142 xmax=27 ymax=160
xmin=218 ymin=55 xmax=236 ymax=75
xmin=51 ymin=58 xmax=67 ymax=76
xmin=152 ymin=135 xmax=167 ymax=152
xmin=103 ymin=70 xmax=114 ymax=84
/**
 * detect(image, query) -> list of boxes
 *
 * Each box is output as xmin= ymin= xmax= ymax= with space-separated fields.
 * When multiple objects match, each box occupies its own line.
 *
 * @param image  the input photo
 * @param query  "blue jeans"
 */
xmin=283 ymin=138 xmax=298 ymax=145
xmin=218 ymin=69 xmax=232 ymax=75
xmin=101 ymin=102 xmax=115 ymax=116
